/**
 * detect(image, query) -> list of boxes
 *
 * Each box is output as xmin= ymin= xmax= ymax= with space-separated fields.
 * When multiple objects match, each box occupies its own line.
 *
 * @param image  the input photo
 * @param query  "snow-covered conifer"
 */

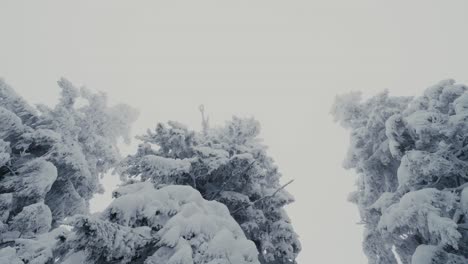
xmin=58 ymin=182 xmax=260 ymax=264
xmin=333 ymin=80 xmax=468 ymax=263
xmin=118 ymin=116 xmax=301 ymax=263
xmin=0 ymin=78 xmax=137 ymax=263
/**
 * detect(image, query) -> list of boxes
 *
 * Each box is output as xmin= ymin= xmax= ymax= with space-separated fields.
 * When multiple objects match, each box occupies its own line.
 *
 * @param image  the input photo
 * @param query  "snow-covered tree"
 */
xmin=0 ymin=78 xmax=137 ymax=263
xmin=118 ymin=117 xmax=301 ymax=263
xmin=333 ymin=79 xmax=468 ymax=263
xmin=57 ymin=182 xmax=260 ymax=264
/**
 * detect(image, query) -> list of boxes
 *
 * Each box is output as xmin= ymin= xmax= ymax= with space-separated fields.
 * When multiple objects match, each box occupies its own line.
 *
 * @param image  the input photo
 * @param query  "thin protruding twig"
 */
xmin=231 ymin=179 xmax=295 ymax=215
xmin=445 ymin=182 xmax=468 ymax=191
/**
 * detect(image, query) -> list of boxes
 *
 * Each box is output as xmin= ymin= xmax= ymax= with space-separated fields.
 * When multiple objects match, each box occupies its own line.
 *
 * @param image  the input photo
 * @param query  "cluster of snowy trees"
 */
xmin=333 ymin=79 xmax=468 ymax=264
xmin=0 ymin=79 xmax=300 ymax=264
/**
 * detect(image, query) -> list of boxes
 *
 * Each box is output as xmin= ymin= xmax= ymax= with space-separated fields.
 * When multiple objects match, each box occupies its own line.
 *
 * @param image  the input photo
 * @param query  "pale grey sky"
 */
xmin=2 ymin=1 xmax=468 ymax=263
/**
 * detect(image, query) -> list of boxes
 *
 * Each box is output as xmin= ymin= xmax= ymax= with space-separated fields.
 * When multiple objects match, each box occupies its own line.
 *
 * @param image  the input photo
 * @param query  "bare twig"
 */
xmin=427 ymin=176 xmax=442 ymax=188
xmin=231 ymin=179 xmax=295 ymax=215
xmin=445 ymin=182 xmax=468 ymax=191
xmin=453 ymin=209 xmax=463 ymax=223
xmin=5 ymin=165 xmax=16 ymax=176
xmin=189 ymin=173 xmax=197 ymax=189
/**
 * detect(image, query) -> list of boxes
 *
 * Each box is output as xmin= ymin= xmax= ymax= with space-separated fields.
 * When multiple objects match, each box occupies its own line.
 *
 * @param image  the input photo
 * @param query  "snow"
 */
xmin=150 ymin=185 xmax=259 ymax=264
xmin=369 ymin=192 xmax=396 ymax=211
xmin=139 ymin=155 xmax=191 ymax=181
xmin=335 ymin=81 xmax=468 ymax=261
xmin=0 ymin=193 xmax=13 ymax=222
xmin=9 ymin=202 xmax=52 ymax=238
xmin=0 ymin=247 xmax=23 ymax=264
xmin=79 ymin=183 xmax=260 ymax=263
xmin=453 ymin=91 xmax=468 ymax=114
xmin=120 ymin=116 xmax=300 ymax=262
xmin=0 ymin=159 xmax=57 ymax=215
xmin=207 ymin=228 xmax=258 ymax=263
xmin=14 ymin=227 xmax=69 ymax=264
xmin=404 ymin=110 xmax=446 ymax=136
xmin=0 ymin=79 xmax=37 ymax=124
xmin=17 ymin=159 xmax=57 ymax=199
xmin=378 ymin=189 xmax=460 ymax=248
xmin=66 ymin=215 xmax=153 ymax=263
xmin=0 ymin=139 xmax=10 ymax=168
xmin=397 ymin=151 xmax=453 ymax=189
xmin=461 ymin=186 xmax=468 ymax=219
xmin=385 ymin=114 xmax=406 ymax=157
xmin=103 ymin=181 xmax=175 ymax=227
xmin=410 ymin=245 xmax=468 ymax=264
xmin=60 ymin=251 xmax=88 ymax=264
xmin=0 ymin=106 xmax=25 ymax=138
xmin=193 ymin=146 xmax=229 ymax=174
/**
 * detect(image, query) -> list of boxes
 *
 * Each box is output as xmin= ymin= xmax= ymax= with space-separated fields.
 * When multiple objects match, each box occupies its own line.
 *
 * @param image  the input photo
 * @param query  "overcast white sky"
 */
xmin=2 ymin=1 xmax=468 ymax=263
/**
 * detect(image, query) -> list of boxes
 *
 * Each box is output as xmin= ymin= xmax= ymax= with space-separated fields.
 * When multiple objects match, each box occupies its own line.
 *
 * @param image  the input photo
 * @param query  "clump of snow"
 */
xmin=9 ymin=202 xmax=52 ymax=238
xmin=379 ymin=189 xmax=460 ymax=248
xmin=66 ymin=183 xmax=259 ymax=264
xmin=119 ymin=116 xmax=300 ymax=262
xmin=60 ymin=251 xmax=88 ymax=264
xmin=0 ymin=139 xmax=10 ymax=168
xmin=207 ymin=228 xmax=259 ymax=263
xmin=385 ymin=114 xmax=407 ymax=157
xmin=0 ymin=107 xmax=25 ymax=139
xmin=66 ymin=215 xmax=153 ymax=263
xmin=411 ymin=245 xmax=467 ymax=264
xmin=0 ymin=247 xmax=23 ymax=264
xmin=15 ymin=226 xmax=69 ymax=264
xmin=193 ymin=146 xmax=229 ymax=174
xmin=453 ymin=91 xmax=468 ymax=114
xmin=461 ymin=187 xmax=468 ymax=219
xmin=0 ymin=193 xmax=13 ymax=222
xmin=138 ymin=155 xmax=191 ymax=182
xmin=0 ymin=159 xmax=57 ymax=210
xmin=397 ymin=151 xmax=452 ymax=189
xmin=369 ymin=192 xmax=397 ymax=212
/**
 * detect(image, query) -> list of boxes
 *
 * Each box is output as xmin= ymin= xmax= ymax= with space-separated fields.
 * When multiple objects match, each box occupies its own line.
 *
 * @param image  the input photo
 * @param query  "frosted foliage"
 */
xmin=397 ymin=151 xmax=454 ymax=189
xmin=334 ymin=80 xmax=468 ymax=263
xmin=0 ymin=78 xmax=136 ymax=224
xmin=461 ymin=187 xmax=468 ymax=218
xmin=119 ymin=117 xmax=300 ymax=263
xmin=60 ymin=251 xmax=88 ymax=264
xmin=0 ymin=107 xmax=25 ymax=139
xmin=9 ymin=202 xmax=52 ymax=238
xmin=137 ymin=155 xmax=192 ymax=182
xmin=64 ymin=215 xmax=153 ymax=263
xmin=0 ymin=226 xmax=69 ymax=264
xmin=14 ymin=227 xmax=69 ymax=264
xmin=0 ymin=193 xmax=13 ymax=222
xmin=0 ymin=159 xmax=57 ymax=210
xmin=0 ymin=140 xmax=10 ymax=168
xmin=378 ymin=189 xmax=460 ymax=248
xmin=0 ymin=247 xmax=23 ymax=264
xmin=0 ymin=79 xmax=36 ymax=124
xmin=0 ymin=79 xmax=136 ymax=263
xmin=411 ymin=245 xmax=467 ymax=264
xmin=37 ymin=78 xmax=138 ymax=219
xmin=331 ymin=91 xmax=364 ymax=129
xmin=62 ymin=183 xmax=259 ymax=264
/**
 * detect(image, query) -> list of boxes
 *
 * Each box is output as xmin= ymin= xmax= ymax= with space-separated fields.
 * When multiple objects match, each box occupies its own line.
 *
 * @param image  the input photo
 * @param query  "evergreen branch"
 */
xmin=210 ymin=160 xmax=256 ymax=200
